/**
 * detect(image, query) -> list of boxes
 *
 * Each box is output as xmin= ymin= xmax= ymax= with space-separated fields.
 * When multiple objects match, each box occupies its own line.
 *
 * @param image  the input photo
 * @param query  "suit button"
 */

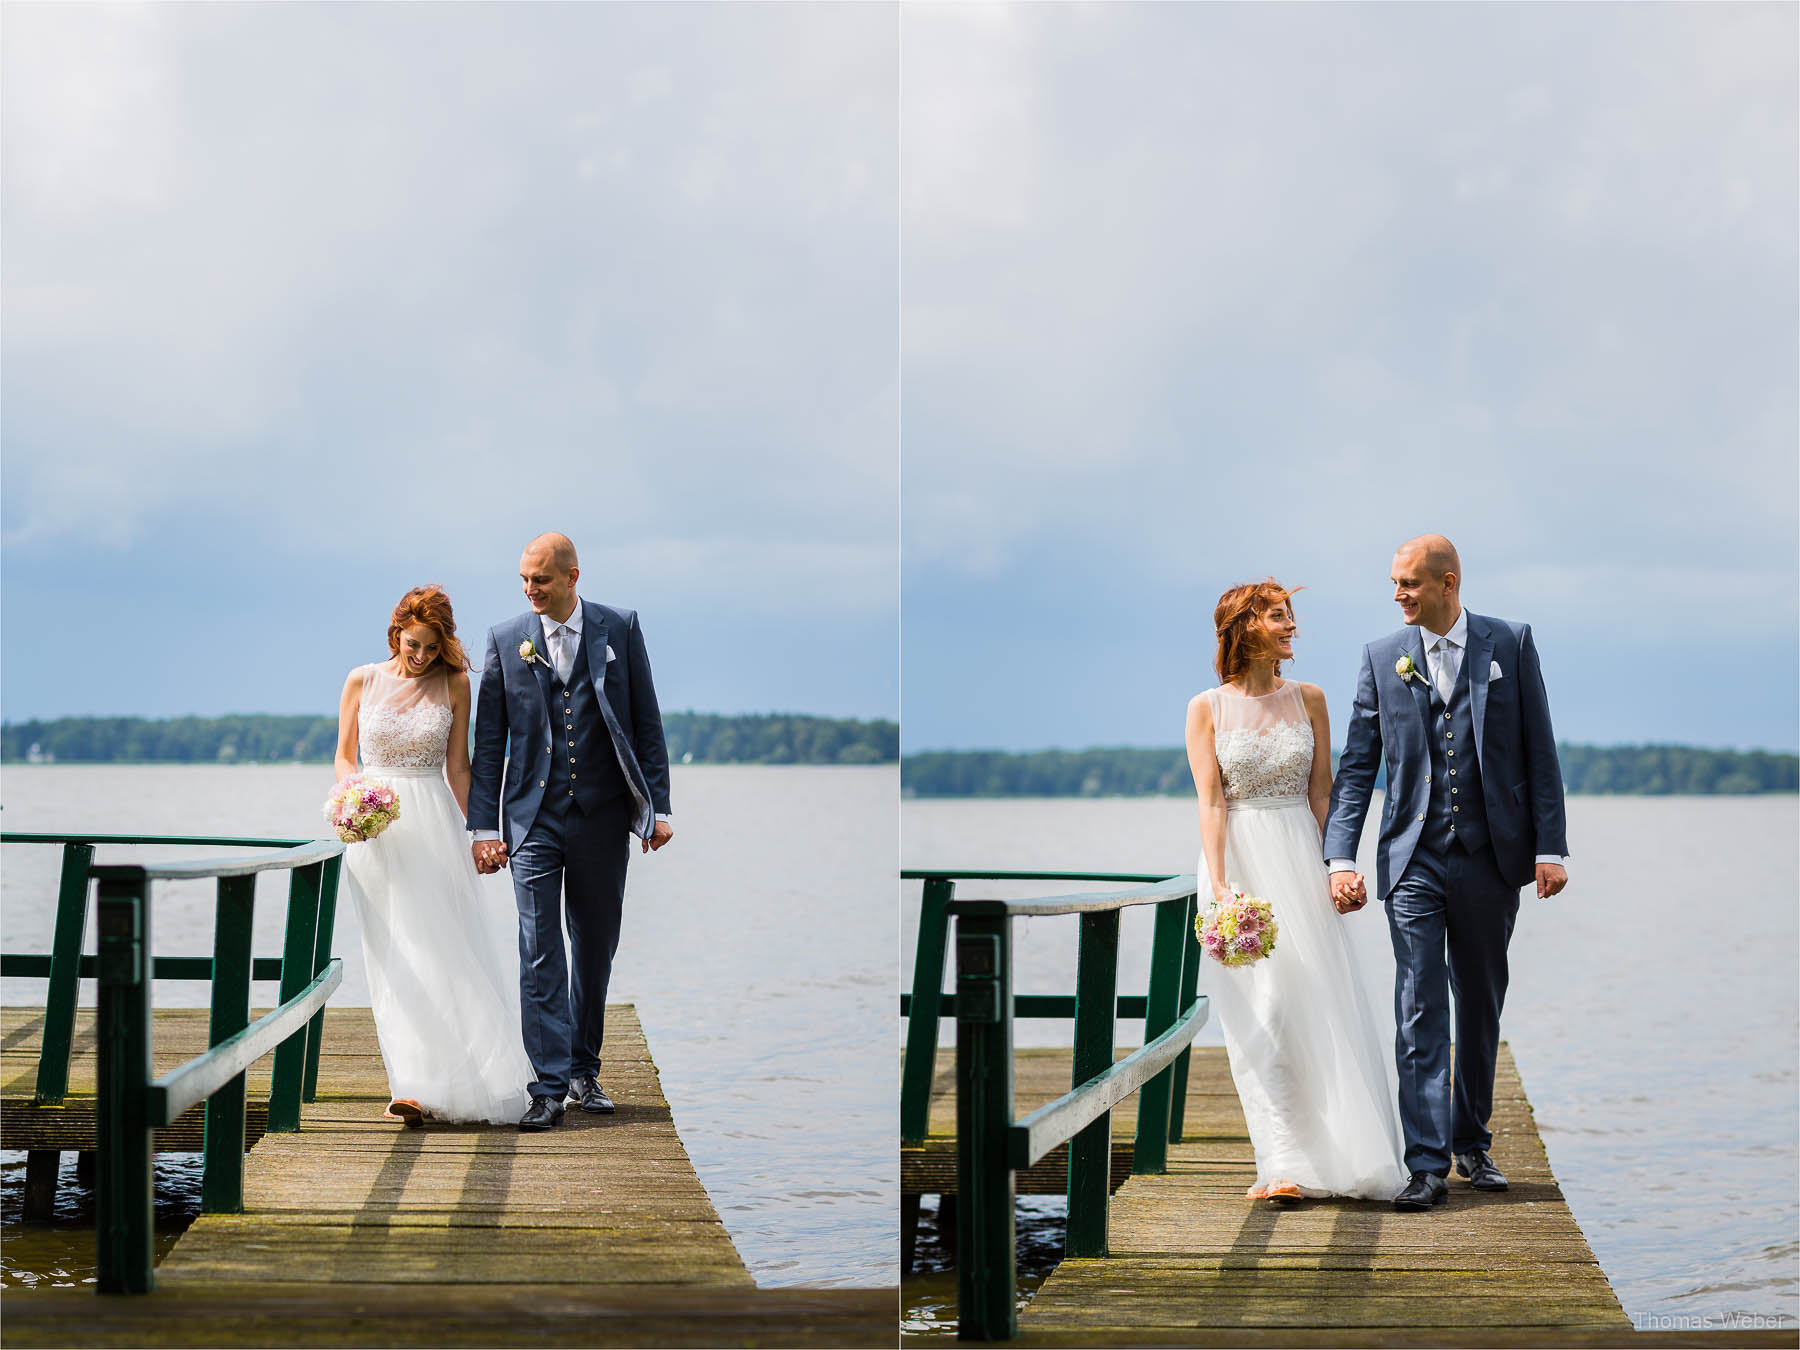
xmin=1453 ymin=806 xmax=1460 ymax=813
xmin=568 ymin=740 xmax=575 ymax=747
xmin=538 ymin=780 xmax=545 ymax=788
xmin=1425 ymin=777 xmax=1431 ymax=784
xmin=1451 ymin=788 xmax=1458 ymax=795
xmin=569 ymin=757 xmax=576 ymax=763
xmin=1448 ymin=750 xmax=1455 ymax=757
xmin=571 ymin=773 xmax=577 ymax=780
xmin=1444 ymin=712 xmax=1451 ymax=721
xmin=1417 ymin=813 xmax=1425 ymax=821
xmin=569 ymin=790 xmax=575 ymax=797
xmin=1445 ymin=731 xmax=1453 ymax=739
xmin=1450 ymin=769 xmax=1456 ymax=776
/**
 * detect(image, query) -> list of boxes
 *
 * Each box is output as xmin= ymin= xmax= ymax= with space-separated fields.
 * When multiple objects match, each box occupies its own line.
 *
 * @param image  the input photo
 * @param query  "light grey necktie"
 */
xmin=552 ymin=625 xmax=575 ymax=684
xmin=1433 ymin=637 xmax=1458 ymax=703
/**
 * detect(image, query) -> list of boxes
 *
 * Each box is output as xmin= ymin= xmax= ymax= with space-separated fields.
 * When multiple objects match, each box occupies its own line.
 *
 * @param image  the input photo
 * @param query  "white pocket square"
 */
xmin=1488 ymin=661 xmax=1504 ymax=681
xmin=605 ymin=644 xmax=617 ymax=662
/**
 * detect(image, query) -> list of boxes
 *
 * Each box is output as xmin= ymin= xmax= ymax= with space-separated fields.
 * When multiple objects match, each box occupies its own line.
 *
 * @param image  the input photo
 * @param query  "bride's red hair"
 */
xmin=1214 ymin=579 xmax=1302 ymax=684
xmin=386 ymin=585 xmax=470 ymax=673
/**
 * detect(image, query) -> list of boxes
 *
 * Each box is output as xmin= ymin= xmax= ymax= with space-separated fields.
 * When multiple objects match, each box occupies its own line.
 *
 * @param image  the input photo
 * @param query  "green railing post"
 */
xmin=1132 ymin=896 xmax=1190 ymax=1174
xmin=267 ymin=863 xmax=322 ymax=1132
xmin=302 ymin=855 xmax=342 ymax=1103
xmin=954 ymin=910 xmax=1015 ymax=1342
xmin=94 ymin=874 xmax=154 ymax=1294
xmin=35 ymin=841 xmax=95 ymax=1104
xmin=201 ymin=875 xmax=257 ymax=1213
xmin=1168 ymin=896 xmax=1201 ymax=1144
xmin=900 ymin=877 xmax=955 ymax=1147
xmin=1066 ymin=910 xmax=1119 ymax=1258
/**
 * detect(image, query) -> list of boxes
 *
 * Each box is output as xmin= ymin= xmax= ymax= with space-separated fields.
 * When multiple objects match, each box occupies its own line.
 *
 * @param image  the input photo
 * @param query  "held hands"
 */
xmin=471 ymin=839 xmax=509 ymax=874
xmin=1535 ymin=862 xmax=1568 ymax=899
xmin=642 ymin=819 xmax=674 ymax=854
xmin=1328 ymin=870 xmax=1368 ymax=914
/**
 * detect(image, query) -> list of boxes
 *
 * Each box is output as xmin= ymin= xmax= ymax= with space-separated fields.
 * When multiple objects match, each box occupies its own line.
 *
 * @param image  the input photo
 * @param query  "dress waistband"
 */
xmin=1226 ymin=794 xmax=1309 ymax=812
xmin=361 ymin=765 xmax=445 ymax=779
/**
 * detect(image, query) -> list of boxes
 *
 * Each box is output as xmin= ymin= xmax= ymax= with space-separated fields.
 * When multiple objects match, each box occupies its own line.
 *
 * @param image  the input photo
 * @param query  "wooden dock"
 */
xmin=909 ymin=1041 xmax=1643 ymax=1345
xmin=3 ymin=1004 xmax=892 ymax=1348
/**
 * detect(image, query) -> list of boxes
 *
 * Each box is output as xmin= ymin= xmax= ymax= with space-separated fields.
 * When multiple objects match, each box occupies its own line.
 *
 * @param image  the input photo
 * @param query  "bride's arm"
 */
xmin=446 ymin=671 xmax=473 ymax=820
xmin=1185 ymin=695 xmax=1231 ymax=904
xmin=1300 ymin=683 xmax=1333 ymax=832
xmin=333 ymin=669 xmax=363 ymax=781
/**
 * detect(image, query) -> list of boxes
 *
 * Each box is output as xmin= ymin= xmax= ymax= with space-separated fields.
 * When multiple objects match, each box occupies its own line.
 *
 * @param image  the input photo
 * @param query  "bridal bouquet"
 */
xmin=323 ymin=774 xmax=401 ymax=843
xmin=1197 ymin=889 xmax=1278 ymax=968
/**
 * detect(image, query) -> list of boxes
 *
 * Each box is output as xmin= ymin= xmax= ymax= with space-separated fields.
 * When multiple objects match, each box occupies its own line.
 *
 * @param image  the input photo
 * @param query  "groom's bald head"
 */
xmin=520 ymin=532 xmax=580 ymax=621
xmin=1392 ymin=534 xmax=1463 ymax=631
xmin=525 ymin=532 xmax=579 ymax=574
xmin=1399 ymin=534 xmax=1461 ymax=583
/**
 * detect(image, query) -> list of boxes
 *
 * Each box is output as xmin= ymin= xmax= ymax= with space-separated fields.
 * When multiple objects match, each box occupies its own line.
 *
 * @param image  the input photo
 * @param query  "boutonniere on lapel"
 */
xmin=1395 ymin=655 xmax=1423 ymax=686
xmin=518 ymin=638 xmax=547 ymax=668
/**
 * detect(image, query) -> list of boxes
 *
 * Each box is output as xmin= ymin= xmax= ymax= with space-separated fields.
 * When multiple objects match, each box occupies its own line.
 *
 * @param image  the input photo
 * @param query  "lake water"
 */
xmin=902 ymin=793 xmax=1799 ymax=1332
xmin=0 ymin=763 xmax=898 ymax=1291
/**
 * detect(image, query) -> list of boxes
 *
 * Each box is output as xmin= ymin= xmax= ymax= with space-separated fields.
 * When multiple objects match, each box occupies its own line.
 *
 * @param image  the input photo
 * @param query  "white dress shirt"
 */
xmin=471 ymin=595 xmax=670 ymax=841
xmin=1327 ymin=608 xmax=1564 ymax=877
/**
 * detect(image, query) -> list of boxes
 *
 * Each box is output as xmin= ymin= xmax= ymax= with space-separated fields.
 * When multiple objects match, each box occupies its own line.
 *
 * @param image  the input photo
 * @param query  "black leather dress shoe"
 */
xmin=568 ymin=1073 xmax=616 ymax=1114
xmin=1392 ymin=1171 xmax=1449 ymax=1211
xmin=1454 ymin=1149 xmax=1509 ymax=1191
xmin=519 ymin=1095 xmax=565 ymax=1131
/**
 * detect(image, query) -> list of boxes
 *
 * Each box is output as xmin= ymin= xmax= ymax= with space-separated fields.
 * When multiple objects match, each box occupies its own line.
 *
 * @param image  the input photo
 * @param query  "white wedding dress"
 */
xmin=1198 ymin=682 xmax=1407 ymax=1199
xmin=339 ymin=664 xmax=532 ymax=1124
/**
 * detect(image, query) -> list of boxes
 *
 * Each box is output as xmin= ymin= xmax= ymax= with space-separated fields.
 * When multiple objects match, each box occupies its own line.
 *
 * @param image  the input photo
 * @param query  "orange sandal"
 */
xmin=387 ymin=1098 xmax=427 ymax=1128
xmin=1265 ymin=1179 xmax=1303 ymax=1206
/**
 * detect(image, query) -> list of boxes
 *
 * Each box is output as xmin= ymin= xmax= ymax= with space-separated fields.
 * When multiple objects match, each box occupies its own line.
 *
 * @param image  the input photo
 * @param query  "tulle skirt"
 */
xmin=1199 ymin=796 xmax=1408 ymax=1200
xmin=341 ymin=766 xmax=532 ymax=1124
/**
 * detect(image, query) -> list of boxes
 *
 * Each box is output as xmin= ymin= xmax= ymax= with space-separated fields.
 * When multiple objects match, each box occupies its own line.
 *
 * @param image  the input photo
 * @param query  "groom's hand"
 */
xmin=1329 ymin=870 xmax=1368 ymax=913
xmin=472 ymin=839 xmax=508 ymax=873
xmin=1535 ymin=862 xmax=1567 ymax=899
xmin=643 ymin=820 xmax=674 ymax=854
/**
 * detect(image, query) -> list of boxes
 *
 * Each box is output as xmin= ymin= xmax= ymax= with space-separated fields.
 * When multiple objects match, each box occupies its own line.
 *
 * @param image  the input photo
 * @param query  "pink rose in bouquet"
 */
xmin=323 ymin=774 xmax=401 ymax=844
xmin=1195 ymin=889 xmax=1278 ymax=969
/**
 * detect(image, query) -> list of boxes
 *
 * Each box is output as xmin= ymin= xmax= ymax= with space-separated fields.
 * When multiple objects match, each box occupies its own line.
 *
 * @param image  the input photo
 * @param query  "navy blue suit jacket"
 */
xmin=1322 ymin=611 xmax=1567 ymax=898
xmin=468 ymin=600 xmax=671 ymax=850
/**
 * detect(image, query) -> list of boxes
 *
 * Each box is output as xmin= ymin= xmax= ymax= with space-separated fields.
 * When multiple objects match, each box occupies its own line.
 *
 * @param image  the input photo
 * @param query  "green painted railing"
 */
xmin=900 ymin=870 xmax=1209 ymax=1341
xmin=0 ymin=832 xmax=346 ymax=1293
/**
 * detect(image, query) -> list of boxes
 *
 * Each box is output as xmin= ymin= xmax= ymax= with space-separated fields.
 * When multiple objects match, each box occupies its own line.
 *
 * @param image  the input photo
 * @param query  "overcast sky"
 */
xmin=3 ymin=4 xmax=897 ymax=722
xmin=902 ymin=3 xmax=1797 ymax=753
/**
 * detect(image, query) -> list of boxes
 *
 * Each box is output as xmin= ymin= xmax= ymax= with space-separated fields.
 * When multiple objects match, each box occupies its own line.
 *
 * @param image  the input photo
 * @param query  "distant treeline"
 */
xmin=901 ymin=743 xmax=1798 ymax=798
xmin=2 ymin=712 xmax=898 ymax=767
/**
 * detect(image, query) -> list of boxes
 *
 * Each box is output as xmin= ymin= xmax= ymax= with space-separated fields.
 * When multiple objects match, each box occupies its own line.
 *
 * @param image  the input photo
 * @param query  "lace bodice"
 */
xmin=359 ymin=664 xmax=453 ymax=771
xmin=1207 ymin=683 xmax=1314 ymax=801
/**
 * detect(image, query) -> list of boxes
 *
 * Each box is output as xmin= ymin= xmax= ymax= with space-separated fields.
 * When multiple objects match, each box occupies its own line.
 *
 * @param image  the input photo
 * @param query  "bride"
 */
xmin=332 ymin=584 xmax=531 ymax=1126
xmin=1184 ymin=579 xmax=1406 ymax=1203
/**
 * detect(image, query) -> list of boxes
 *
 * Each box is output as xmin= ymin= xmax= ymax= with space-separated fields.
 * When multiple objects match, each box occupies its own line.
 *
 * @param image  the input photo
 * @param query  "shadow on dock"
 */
xmin=4 ymin=1004 xmax=895 ymax=1348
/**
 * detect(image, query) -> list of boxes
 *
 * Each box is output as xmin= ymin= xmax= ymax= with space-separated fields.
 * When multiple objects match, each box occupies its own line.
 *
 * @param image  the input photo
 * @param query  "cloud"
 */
xmin=2 ymin=4 xmax=898 ymax=619
xmin=898 ymin=3 xmax=1797 ymax=590
xmin=900 ymin=3 xmax=1796 ymax=747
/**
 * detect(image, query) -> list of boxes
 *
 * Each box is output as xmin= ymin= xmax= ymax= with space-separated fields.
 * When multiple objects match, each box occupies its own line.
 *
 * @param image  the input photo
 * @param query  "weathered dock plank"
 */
xmin=1009 ymin=1042 xmax=1633 ymax=1341
xmin=150 ymin=1004 xmax=754 ymax=1290
xmin=5 ymin=1004 xmax=896 ymax=1348
xmin=1 ymin=1284 xmax=897 ymax=1348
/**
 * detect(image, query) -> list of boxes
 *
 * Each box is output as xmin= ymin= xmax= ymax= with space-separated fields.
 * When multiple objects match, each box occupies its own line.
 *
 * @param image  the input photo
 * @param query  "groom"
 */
xmin=1323 ymin=534 xmax=1568 ymax=1211
xmin=468 ymin=532 xmax=673 ymax=1131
